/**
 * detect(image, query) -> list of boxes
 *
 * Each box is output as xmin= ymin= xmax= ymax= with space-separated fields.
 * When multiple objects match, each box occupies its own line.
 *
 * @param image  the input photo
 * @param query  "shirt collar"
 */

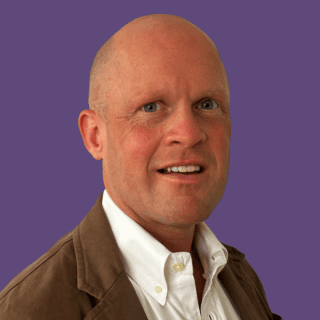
xmin=102 ymin=189 xmax=228 ymax=306
xmin=193 ymin=222 xmax=228 ymax=282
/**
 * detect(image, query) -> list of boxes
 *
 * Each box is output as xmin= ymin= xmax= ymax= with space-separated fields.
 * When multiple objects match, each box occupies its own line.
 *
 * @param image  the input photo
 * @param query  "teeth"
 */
xmin=166 ymin=165 xmax=201 ymax=173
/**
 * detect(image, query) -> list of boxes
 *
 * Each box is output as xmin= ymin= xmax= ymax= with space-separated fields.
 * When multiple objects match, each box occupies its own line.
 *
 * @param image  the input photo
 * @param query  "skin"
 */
xmin=79 ymin=14 xmax=231 ymax=307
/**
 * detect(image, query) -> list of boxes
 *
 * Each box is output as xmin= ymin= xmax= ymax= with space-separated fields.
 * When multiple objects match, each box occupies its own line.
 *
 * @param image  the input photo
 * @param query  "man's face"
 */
xmin=100 ymin=29 xmax=231 ymax=234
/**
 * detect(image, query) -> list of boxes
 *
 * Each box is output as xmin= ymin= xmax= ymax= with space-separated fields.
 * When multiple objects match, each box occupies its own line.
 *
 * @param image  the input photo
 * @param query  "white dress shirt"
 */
xmin=102 ymin=189 xmax=241 ymax=320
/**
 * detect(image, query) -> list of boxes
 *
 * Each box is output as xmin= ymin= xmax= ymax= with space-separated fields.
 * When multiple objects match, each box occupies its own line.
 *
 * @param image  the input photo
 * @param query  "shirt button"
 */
xmin=173 ymin=262 xmax=185 ymax=271
xmin=155 ymin=286 xmax=162 ymax=293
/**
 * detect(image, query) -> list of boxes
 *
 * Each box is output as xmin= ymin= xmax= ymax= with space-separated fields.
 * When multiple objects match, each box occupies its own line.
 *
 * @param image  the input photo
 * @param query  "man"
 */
xmin=0 ymin=14 xmax=281 ymax=319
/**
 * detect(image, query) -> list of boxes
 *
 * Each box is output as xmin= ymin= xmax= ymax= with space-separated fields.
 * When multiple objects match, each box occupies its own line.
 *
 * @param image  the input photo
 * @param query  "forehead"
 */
xmin=115 ymin=43 xmax=228 ymax=105
xmin=127 ymin=67 xmax=227 ymax=108
xmin=108 ymin=25 xmax=229 ymax=107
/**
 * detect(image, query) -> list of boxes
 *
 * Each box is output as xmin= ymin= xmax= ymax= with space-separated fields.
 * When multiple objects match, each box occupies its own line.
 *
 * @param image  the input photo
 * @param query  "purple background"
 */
xmin=1 ymin=1 xmax=319 ymax=318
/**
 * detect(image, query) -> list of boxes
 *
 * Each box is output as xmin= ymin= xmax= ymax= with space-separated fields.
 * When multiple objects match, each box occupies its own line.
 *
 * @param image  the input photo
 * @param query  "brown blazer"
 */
xmin=0 ymin=193 xmax=282 ymax=319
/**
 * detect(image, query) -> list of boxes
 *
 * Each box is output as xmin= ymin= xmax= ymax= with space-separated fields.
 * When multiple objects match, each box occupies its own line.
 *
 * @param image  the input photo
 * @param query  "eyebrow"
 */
xmin=124 ymin=89 xmax=167 ymax=107
xmin=202 ymin=87 xmax=229 ymax=97
xmin=125 ymin=86 xmax=229 ymax=108
xmin=193 ymin=88 xmax=229 ymax=104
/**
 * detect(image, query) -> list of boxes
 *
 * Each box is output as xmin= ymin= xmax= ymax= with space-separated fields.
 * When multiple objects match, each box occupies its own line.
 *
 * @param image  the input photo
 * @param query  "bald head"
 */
xmin=81 ymin=14 xmax=231 ymax=241
xmin=88 ymin=14 xmax=228 ymax=121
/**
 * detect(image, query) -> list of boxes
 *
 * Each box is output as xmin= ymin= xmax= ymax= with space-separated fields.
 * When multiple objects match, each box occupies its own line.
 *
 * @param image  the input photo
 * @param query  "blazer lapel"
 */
xmin=218 ymin=264 xmax=264 ymax=320
xmin=73 ymin=193 xmax=148 ymax=320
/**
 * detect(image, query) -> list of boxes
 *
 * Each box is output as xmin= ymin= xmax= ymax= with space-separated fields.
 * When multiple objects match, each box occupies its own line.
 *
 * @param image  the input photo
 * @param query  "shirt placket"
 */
xmin=168 ymin=253 xmax=201 ymax=320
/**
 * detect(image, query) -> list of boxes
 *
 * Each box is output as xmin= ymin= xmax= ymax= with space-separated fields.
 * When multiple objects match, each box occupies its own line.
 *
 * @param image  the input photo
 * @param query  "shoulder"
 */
xmin=221 ymin=241 xmax=264 ymax=286
xmin=0 ymin=231 xmax=93 ymax=320
xmin=221 ymin=242 xmax=274 ymax=310
xmin=219 ymin=243 xmax=282 ymax=319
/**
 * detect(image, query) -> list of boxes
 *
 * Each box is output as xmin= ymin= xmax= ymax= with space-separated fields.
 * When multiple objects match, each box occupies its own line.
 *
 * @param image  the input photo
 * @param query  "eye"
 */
xmin=141 ymin=102 xmax=161 ymax=113
xmin=198 ymin=99 xmax=218 ymax=110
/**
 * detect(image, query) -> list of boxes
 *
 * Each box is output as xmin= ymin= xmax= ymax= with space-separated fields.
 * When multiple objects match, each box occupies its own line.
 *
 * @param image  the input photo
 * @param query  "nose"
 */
xmin=164 ymin=103 xmax=206 ymax=148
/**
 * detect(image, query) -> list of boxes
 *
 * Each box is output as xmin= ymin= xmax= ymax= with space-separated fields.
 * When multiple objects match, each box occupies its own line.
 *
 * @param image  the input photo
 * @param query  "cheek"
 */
xmin=122 ymin=125 xmax=157 ymax=164
xmin=217 ymin=126 xmax=230 ymax=149
xmin=210 ymin=122 xmax=231 ymax=162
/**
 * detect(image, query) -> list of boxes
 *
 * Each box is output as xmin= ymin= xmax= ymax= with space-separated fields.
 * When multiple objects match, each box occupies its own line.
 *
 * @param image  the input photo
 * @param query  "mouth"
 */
xmin=156 ymin=166 xmax=206 ymax=184
xmin=156 ymin=168 xmax=205 ymax=184
xmin=157 ymin=167 xmax=205 ymax=175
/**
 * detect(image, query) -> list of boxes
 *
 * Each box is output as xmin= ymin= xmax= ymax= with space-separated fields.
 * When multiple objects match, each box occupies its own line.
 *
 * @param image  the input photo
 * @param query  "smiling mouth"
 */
xmin=157 ymin=167 xmax=204 ymax=175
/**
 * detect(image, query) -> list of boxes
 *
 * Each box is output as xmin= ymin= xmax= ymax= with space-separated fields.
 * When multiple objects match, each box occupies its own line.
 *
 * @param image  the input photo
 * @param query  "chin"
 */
xmin=158 ymin=204 xmax=212 ymax=225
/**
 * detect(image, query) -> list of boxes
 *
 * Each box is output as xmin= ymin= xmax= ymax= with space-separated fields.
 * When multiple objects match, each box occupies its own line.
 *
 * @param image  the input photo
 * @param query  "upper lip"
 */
xmin=158 ymin=160 xmax=207 ymax=170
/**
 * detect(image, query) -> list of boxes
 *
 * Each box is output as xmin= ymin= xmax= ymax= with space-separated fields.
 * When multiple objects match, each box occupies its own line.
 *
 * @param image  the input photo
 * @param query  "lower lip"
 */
xmin=156 ymin=171 xmax=205 ymax=183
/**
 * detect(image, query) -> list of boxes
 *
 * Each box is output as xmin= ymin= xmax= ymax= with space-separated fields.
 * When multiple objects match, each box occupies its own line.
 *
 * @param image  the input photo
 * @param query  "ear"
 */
xmin=78 ymin=109 xmax=106 ymax=160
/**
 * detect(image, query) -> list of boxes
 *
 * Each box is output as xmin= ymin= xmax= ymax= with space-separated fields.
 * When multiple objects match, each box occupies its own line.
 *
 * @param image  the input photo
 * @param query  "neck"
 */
xmin=151 ymin=224 xmax=196 ymax=253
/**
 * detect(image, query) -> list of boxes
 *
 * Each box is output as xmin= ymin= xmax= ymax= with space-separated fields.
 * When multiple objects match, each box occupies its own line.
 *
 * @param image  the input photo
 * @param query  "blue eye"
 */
xmin=199 ymin=100 xmax=218 ymax=110
xmin=142 ymin=102 xmax=160 ymax=112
